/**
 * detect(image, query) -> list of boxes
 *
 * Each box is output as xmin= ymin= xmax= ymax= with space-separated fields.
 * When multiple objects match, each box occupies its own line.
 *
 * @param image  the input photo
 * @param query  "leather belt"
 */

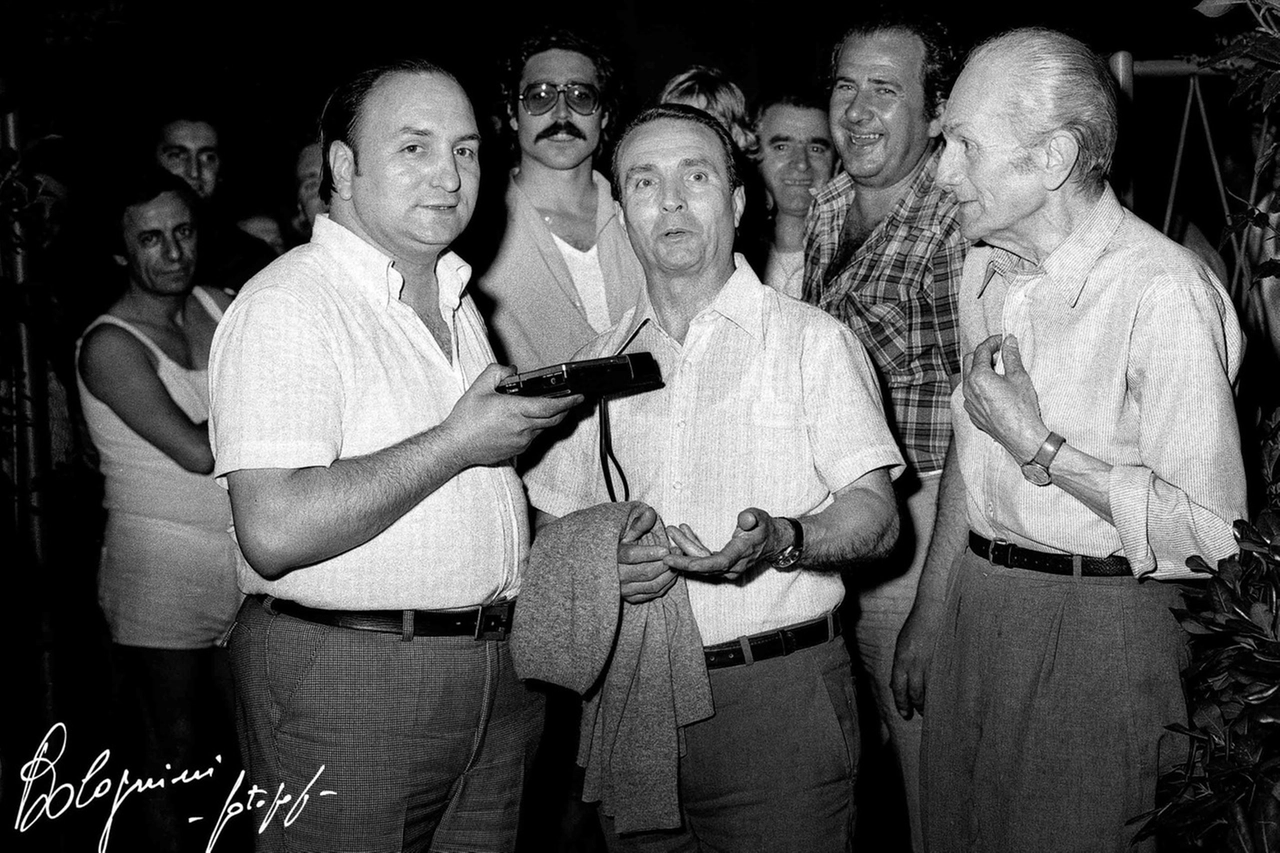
xmin=702 ymin=612 xmax=841 ymax=670
xmin=258 ymin=594 xmax=515 ymax=641
xmin=969 ymin=532 xmax=1130 ymax=577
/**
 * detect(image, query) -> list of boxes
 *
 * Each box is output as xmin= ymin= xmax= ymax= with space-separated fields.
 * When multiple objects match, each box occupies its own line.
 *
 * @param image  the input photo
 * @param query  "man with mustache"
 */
xmin=475 ymin=28 xmax=643 ymax=375
xmin=800 ymin=12 xmax=966 ymax=851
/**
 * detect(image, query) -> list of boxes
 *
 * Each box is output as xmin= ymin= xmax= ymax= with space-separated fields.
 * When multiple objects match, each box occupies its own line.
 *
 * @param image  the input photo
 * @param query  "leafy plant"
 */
xmin=1133 ymin=512 xmax=1280 ymax=851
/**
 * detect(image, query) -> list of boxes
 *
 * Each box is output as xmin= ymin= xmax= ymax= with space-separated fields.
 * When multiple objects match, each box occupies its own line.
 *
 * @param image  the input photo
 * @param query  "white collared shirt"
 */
xmin=527 ymin=256 xmax=903 ymax=644
xmin=955 ymin=187 xmax=1246 ymax=579
xmin=209 ymin=214 xmax=527 ymax=608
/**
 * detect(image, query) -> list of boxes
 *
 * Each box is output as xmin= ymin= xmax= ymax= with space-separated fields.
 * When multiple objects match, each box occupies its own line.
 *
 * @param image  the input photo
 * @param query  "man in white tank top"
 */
xmin=77 ymin=168 xmax=241 ymax=852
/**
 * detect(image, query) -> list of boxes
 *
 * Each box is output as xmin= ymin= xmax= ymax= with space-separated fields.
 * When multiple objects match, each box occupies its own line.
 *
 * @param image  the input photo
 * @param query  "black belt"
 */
xmin=969 ymin=532 xmax=1130 ymax=577
xmin=702 ymin=612 xmax=841 ymax=670
xmin=258 ymin=595 xmax=515 ymax=641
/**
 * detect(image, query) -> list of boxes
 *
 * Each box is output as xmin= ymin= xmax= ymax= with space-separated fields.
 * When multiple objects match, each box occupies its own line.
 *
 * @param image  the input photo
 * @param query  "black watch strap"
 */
xmin=768 ymin=517 xmax=805 ymax=569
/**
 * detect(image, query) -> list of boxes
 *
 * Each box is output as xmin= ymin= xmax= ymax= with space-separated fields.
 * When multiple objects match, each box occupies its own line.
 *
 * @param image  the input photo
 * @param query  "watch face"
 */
xmin=771 ymin=547 xmax=802 ymax=569
xmin=1021 ymin=462 xmax=1051 ymax=487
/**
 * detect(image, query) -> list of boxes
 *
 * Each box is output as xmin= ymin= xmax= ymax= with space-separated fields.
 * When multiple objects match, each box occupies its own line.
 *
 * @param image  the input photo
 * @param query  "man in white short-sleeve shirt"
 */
xmin=526 ymin=103 xmax=903 ymax=852
xmin=208 ymin=60 xmax=581 ymax=852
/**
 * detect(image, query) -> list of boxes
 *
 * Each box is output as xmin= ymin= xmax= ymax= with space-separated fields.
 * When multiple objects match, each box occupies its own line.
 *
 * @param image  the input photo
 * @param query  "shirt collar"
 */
xmin=978 ymin=185 xmax=1124 ymax=306
xmin=311 ymin=213 xmax=472 ymax=312
xmin=703 ymin=254 xmax=766 ymax=340
xmin=619 ymin=254 xmax=766 ymax=346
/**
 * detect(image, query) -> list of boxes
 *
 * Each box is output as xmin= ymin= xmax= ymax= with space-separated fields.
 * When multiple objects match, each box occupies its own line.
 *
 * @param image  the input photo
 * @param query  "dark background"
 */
xmin=0 ymin=0 xmax=1240 ymax=228
xmin=0 ymin=1 xmax=1256 ymax=851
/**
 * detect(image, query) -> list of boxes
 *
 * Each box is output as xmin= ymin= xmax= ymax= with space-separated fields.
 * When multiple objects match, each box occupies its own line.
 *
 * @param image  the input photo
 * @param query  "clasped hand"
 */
xmin=962 ymin=334 xmax=1046 ymax=462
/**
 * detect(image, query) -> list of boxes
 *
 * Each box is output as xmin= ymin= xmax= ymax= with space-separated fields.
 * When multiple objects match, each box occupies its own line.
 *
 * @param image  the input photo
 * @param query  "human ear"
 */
xmin=1043 ymin=131 xmax=1079 ymax=191
xmin=330 ymin=141 xmax=356 ymax=201
xmin=927 ymin=99 xmax=946 ymax=139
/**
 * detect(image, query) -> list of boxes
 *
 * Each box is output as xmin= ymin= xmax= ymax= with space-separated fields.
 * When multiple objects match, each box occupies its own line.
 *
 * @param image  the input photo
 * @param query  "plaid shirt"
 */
xmin=802 ymin=147 xmax=967 ymax=475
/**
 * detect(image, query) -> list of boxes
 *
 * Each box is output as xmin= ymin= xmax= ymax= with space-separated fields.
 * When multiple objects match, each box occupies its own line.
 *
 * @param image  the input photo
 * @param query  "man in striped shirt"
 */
xmin=891 ymin=28 xmax=1247 ymax=853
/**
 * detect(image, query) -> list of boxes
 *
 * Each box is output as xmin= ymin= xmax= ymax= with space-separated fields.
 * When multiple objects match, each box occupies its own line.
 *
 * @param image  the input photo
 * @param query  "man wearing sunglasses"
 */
xmin=475 ymin=28 xmax=643 ymax=379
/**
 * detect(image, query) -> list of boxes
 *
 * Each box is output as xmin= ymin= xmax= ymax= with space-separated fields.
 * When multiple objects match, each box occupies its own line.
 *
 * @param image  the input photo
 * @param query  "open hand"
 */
xmin=662 ymin=508 xmax=776 ymax=581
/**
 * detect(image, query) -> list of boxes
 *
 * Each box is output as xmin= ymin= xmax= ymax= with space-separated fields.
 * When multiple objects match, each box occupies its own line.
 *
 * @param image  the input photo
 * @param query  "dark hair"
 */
xmin=107 ymin=166 xmax=199 ymax=255
xmin=830 ymin=9 xmax=958 ymax=121
xmin=610 ymin=103 xmax=742 ymax=200
xmin=968 ymin=28 xmax=1118 ymax=194
xmin=318 ymin=58 xmax=458 ymax=204
xmin=151 ymin=107 xmax=223 ymax=147
xmin=500 ymin=28 xmax=619 ymax=150
xmin=751 ymin=89 xmax=830 ymax=158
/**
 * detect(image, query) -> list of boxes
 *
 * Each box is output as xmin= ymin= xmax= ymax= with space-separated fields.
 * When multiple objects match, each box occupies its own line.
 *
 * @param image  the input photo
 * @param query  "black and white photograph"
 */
xmin=3 ymin=1 xmax=1277 ymax=851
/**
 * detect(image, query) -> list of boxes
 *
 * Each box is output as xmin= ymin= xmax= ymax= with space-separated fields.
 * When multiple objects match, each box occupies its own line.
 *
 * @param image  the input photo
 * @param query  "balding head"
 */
xmin=967 ymin=28 xmax=1117 ymax=196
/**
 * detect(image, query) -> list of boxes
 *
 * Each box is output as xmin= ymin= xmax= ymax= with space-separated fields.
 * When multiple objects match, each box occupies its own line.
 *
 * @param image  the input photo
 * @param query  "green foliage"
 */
xmin=1133 ymin=512 xmax=1280 ymax=851
xmin=1197 ymin=0 xmax=1280 ymax=284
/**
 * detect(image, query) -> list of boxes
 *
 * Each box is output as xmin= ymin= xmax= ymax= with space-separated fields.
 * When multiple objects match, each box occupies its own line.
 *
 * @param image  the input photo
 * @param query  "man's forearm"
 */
xmin=910 ymin=444 xmax=968 ymax=614
xmin=227 ymin=424 xmax=468 ymax=578
xmin=797 ymin=469 xmax=899 ymax=570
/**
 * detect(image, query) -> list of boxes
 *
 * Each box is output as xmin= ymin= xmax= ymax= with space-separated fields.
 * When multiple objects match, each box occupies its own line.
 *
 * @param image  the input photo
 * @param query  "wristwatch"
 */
xmin=767 ymin=517 xmax=805 ymax=569
xmin=1020 ymin=432 xmax=1066 ymax=486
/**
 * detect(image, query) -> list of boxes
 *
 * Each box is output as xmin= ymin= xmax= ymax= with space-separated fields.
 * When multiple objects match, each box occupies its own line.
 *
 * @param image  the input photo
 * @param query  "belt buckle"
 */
xmin=474 ymin=600 xmax=512 ymax=641
xmin=989 ymin=539 xmax=1014 ymax=567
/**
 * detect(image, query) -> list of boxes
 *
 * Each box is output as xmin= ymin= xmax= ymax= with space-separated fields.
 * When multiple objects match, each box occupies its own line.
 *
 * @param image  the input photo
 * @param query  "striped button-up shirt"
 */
xmin=210 ymin=215 xmax=527 ymax=609
xmin=527 ymin=258 xmax=904 ymax=644
xmin=803 ymin=147 xmax=967 ymax=476
xmin=955 ymin=186 xmax=1247 ymax=580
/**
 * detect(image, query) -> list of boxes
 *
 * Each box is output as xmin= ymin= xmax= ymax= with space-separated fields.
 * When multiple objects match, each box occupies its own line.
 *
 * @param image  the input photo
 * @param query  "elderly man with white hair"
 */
xmin=890 ymin=27 xmax=1247 ymax=853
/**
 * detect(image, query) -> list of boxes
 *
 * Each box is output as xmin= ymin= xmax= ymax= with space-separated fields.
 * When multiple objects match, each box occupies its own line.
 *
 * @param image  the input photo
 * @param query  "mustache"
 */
xmin=535 ymin=121 xmax=587 ymax=142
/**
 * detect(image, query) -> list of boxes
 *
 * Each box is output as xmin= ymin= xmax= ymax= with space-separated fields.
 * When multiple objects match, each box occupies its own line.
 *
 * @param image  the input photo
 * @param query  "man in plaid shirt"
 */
xmin=801 ymin=11 xmax=966 ymax=851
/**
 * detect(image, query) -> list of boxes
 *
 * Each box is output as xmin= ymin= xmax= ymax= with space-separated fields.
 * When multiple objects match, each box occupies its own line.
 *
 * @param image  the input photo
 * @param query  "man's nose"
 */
xmin=163 ymin=234 xmax=185 ymax=261
xmin=552 ymin=89 xmax=572 ymax=121
xmin=793 ymin=149 xmax=812 ymax=172
xmin=844 ymin=89 xmax=872 ymax=122
xmin=660 ymin=180 xmax=685 ymax=212
xmin=429 ymin=150 xmax=462 ymax=193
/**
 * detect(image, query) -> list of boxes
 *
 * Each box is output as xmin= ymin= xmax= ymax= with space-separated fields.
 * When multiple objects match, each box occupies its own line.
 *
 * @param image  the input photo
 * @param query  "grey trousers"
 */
xmin=920 ymin=548 xmax=1191 ymax=853
xmin=600 ymin=636 xmax=859 ymax=853
xmin=229 ymin=596 xmax=544 ymax=853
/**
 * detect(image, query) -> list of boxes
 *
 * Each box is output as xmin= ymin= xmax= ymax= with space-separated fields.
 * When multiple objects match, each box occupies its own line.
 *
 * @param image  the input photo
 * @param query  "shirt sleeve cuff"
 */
xmin=213 ymin=440 xmax=339 ymax=482
xmin=824 ymin=445 xmax=907 ymax=491
xmin=1109 ymin=464 xmax=1157 ymax=578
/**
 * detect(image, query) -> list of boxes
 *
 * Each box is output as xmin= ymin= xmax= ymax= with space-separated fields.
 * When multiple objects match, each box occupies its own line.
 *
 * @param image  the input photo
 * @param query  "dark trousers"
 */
xmin=109 ymin=642 xmax=245 ymax=853
xmin=229 ymin=597 xmax=544 ymax=853
xmin=921 ymin=550 xmax=1191 ymax=853
xmin=601 ymin=638 xmax=859 ymax=853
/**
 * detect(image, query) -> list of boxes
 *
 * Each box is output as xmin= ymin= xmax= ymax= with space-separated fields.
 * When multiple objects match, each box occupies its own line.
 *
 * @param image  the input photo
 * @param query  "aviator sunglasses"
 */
xmin=519 ymin=82 xmax=602 ymax=116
